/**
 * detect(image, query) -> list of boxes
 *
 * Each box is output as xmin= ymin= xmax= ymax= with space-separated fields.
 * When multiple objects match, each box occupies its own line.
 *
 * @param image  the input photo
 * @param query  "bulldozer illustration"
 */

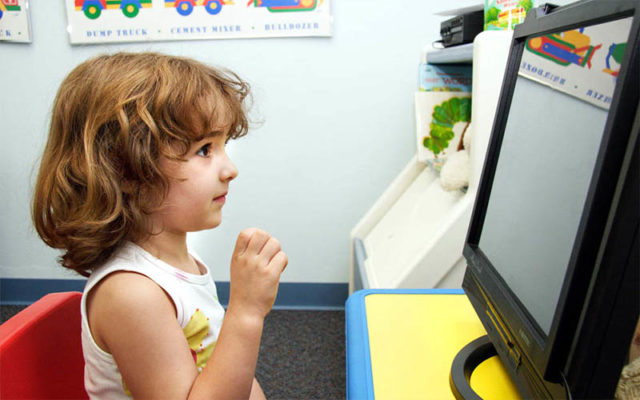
xmin=246 ymin=0 xmax=320 ymax=13
xmin=0 ymin=0 xmax=21 ymax=20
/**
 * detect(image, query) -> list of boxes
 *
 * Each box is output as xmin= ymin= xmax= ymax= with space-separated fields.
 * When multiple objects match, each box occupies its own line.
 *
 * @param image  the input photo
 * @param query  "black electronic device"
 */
xmin=452 ymin=0 xmax=640 ymax=398
xmin=440 ymin=10 xmax=484 ymax=48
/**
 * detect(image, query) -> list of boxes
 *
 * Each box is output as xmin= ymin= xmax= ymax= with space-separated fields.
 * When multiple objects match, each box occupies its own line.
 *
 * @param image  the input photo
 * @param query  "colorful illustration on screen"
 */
xmin=247 ymin=0 xmax=320 ymax=13
xmin=602 ymin=42 xmax=627 ymax=77
xmin=519 ymin=17 xmax=632 ymax=110
xmin=526 ymin=28 xmax=602 ymax=69
xmin=0 ymin=0 xmax=21 ymax=20
xmin=165 ymin=0 xmax=229 ymax=16
xmin=75 ymin=0 xmax=152 ymax=19
xmin=422 ymin=97 xmax=471 ymax=157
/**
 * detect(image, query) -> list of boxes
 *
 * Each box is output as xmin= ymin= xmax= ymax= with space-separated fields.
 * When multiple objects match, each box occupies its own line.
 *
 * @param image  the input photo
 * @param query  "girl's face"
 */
xmin=152 ymin=134 xmax=238 ymax=235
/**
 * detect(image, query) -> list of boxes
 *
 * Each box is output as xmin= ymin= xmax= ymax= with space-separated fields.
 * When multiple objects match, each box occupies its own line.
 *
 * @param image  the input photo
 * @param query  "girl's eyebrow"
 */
xmin=209 ymin=129 xmax=226 ymax=136
xmin=194 ymin=130 xmax=225 ymax=142
xmin=209 ymin=126 xmax=230 ymax=136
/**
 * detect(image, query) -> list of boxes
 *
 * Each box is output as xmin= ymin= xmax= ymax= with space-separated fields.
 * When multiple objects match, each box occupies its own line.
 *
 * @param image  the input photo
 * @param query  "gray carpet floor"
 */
xmin=1 ymin=306 xmax=346 ymax=400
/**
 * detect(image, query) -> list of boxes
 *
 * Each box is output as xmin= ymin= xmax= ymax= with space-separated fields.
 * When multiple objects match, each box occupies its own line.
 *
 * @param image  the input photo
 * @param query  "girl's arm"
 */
xmin=250 ymin=377 xmax=267 ymax=400
xmin=87 ymin=228 xmax=286 ymax=399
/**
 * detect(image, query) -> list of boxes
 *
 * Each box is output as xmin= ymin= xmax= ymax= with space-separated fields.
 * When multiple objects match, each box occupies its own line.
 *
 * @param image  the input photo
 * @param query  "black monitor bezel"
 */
xmin=462 ymin=0 xmax=640 ymax=397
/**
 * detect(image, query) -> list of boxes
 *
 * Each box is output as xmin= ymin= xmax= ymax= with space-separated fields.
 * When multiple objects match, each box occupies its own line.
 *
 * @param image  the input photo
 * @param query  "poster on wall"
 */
xmin=65 ymin=0 xmax=332 ymax=44
xmin=0 ymin=0 xmax=32 ymax=43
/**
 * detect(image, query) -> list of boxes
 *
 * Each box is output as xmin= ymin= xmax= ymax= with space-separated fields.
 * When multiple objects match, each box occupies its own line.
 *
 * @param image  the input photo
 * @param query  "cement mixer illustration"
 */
xmin=165 ymin=0 xmax=232 ymax=16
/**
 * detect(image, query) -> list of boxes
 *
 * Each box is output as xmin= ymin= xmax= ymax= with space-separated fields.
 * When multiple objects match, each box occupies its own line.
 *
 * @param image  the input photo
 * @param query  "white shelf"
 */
xmin=425 ymin=43 xmax=474 ymax=64
xmin=350 ymin=31 xmax=514 ymax=293
xmin=434 ymin=4 xmax=483 ymax=17
xmin=364 ymin=164 xmax=467 ymax=288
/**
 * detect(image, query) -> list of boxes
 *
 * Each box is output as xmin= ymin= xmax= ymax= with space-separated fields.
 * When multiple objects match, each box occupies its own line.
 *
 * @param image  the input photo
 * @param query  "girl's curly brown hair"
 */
xmin=32 ymin=52 xmax=250 ymax=277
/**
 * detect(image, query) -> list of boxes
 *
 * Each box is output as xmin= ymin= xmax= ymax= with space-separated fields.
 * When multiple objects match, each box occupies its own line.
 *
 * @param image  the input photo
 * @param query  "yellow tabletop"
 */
xmin=364 ymin=293 xmax=521 ymax=399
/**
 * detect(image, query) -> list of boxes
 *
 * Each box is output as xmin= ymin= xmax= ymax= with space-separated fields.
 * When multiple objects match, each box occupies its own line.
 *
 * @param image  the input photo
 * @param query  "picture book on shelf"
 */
xmin=415 ymin=92 xmax=471 ymax=168
xmin=419 ymin=64 xmax=472 ymax=92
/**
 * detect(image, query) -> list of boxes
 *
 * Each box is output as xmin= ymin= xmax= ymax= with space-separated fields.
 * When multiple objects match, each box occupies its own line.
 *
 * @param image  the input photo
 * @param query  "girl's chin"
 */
xmin=203 ymin=216 xmax=223 ymax=230
xmin=181 ymin=212 xmax=222 ymax=232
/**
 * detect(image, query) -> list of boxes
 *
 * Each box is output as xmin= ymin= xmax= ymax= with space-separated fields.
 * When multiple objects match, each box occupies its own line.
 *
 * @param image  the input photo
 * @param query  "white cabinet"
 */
xmin=350 ymin=31 xmax=514 ymax=293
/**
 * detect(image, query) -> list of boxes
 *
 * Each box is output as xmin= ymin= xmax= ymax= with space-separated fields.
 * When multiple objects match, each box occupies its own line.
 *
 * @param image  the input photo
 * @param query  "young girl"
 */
xmin=31 ymin=52 xmax=287 ymax=399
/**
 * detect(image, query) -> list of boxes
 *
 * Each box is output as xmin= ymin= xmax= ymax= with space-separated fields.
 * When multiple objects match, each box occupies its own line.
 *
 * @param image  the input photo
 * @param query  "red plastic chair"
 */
xmin=0 ymin=291 xmax=88 ymax=399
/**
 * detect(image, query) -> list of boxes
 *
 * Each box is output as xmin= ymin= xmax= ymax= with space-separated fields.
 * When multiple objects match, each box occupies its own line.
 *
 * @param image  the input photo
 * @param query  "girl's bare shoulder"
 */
xmin=86 ymin=271 xmax=177 ymax=352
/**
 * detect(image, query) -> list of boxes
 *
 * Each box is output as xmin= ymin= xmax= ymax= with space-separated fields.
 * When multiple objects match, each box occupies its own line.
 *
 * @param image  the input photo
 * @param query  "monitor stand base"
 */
xmin=450 ymin=335 xmax=496 ymax=400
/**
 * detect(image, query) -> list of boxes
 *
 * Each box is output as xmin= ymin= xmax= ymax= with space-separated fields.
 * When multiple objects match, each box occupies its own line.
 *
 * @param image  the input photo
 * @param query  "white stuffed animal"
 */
xmin=440 ymin=123 xmax=472 ymax=191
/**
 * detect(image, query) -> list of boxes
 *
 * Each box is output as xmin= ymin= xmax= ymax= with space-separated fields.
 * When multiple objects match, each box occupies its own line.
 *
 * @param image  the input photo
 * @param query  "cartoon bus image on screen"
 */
xmin=0 ymin=0 xmax=21 ymax=20
xmin=247 ymin=0 xmax=319 ymax=13
xmin=165 ymin=0 xmax=230 ymax=16
xmin=75 ymin=0 xmax=152 ymax=19
xmin=526 ymin=28 xmax=602 ymax=69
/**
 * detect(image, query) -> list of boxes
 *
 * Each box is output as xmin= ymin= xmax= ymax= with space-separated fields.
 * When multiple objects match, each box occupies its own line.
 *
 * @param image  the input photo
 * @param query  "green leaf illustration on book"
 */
xmin=423 ymin=97 xmax=471 ymax=157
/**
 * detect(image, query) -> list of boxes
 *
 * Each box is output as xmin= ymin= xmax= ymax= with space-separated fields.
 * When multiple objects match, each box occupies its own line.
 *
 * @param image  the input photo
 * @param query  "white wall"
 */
xmin=0 ymin=1 xmax=475 ymax=282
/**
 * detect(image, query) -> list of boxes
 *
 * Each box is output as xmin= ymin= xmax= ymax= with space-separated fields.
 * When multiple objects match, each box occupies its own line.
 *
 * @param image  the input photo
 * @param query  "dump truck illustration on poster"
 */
xmin=75 ymin=0 xmax=153 ymax=19
xmin=65 ymin=0 xmax=331 ymax=43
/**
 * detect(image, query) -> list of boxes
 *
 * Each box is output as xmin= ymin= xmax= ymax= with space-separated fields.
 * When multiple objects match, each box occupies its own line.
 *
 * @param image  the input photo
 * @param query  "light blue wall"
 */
xmin=0 ymin=1 xmax=471 ymax=283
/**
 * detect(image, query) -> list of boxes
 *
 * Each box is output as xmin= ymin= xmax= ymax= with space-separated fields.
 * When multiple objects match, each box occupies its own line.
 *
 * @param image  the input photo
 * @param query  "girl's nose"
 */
xmin=221 ymin=154 xmax=238 ymax=182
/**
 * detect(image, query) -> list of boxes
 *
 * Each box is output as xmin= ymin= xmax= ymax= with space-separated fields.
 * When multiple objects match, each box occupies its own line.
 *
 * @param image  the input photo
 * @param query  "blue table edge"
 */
xmin=345 ymin=288 xmax=465 ymax=400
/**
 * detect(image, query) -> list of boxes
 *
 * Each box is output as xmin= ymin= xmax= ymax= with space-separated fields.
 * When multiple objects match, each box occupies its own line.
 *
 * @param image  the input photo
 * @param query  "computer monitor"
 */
xmin=456 ymin=1 xmax=639 ymax=398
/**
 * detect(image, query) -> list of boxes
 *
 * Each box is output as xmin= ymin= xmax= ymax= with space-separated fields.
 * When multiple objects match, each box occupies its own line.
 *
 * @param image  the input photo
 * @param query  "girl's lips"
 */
xmin=213 ymin=194 xmax=226 ymax=203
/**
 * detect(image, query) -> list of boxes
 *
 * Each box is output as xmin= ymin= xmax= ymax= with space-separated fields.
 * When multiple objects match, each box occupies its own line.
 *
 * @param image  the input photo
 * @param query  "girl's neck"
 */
xmin=136 ymin=232 xmax=202 ymax=275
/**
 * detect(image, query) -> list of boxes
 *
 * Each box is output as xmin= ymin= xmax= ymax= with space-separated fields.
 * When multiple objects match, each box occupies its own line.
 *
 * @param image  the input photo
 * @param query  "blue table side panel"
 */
xmin=346 ymin=290 xmax=374 ymax=400
xmin=345 ymin=288 xmax=465 ymax=399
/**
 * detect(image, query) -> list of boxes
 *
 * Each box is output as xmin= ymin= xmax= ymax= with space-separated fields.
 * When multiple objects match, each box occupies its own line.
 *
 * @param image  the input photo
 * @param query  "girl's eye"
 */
xmin=196 ymin=144 xmax=211 ymax=157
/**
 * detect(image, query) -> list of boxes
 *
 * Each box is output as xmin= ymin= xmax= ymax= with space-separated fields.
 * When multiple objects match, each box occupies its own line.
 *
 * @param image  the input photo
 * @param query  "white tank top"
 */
xmin=80 ymin=242 xmax=225 ymax=399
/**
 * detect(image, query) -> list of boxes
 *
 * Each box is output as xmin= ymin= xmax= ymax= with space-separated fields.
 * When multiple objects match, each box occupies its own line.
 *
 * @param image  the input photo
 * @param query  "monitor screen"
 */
xmin=478 ymin=15 xmax=632 ymax=336
xmin=479 ymin=77 xmax=606 ymax=335
xmin=459 ymin=1 xmax=640 ymax=398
